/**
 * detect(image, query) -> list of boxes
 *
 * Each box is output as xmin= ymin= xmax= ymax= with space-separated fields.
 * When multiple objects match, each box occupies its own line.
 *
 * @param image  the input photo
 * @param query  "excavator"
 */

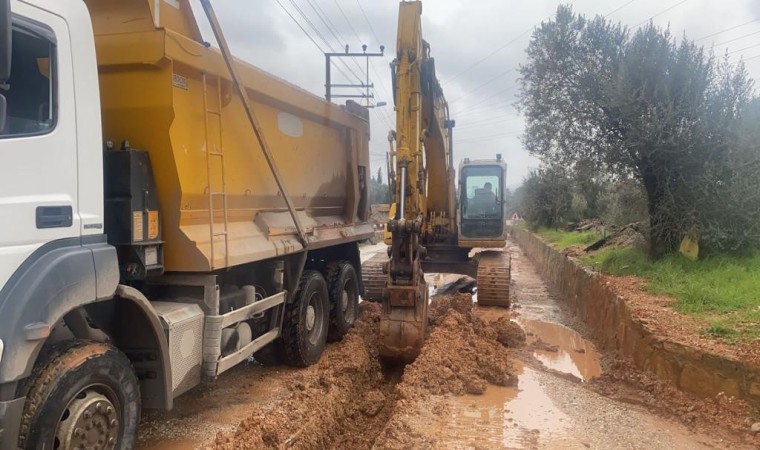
xmin=363 ymin=0 xmax=511 ymax=361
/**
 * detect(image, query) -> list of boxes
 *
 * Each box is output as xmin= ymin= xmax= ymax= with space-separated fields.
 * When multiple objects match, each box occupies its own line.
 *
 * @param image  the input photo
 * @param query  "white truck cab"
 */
xmin=0 ymin=1 xmax=126 ymax=448
xmin=0 ymin=1 xmax=371 ymax=449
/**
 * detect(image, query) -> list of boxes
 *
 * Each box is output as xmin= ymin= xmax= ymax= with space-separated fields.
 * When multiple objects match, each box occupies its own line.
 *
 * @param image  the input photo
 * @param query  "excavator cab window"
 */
xmin=0 ymin=23 xmax=55 ymax=137
xmin=462 ymin=166 xmax=501 ymax=219
xmin=460 ymin=165 xmax=505 ymax=238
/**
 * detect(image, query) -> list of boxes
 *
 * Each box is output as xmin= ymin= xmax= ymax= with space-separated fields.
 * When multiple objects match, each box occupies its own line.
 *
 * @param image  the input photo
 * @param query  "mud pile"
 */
xmin=373 ymin=294 xmax=517 ymax=448
xmin=491 ymin=316 xmax=527 ymax=348
xmin=401 ymin=294 xmax=516 ymax=397
xmin=211 ymin=303 xmax=390 ymax=449
xmin=211 ymin=294 xmax=518 ymax=449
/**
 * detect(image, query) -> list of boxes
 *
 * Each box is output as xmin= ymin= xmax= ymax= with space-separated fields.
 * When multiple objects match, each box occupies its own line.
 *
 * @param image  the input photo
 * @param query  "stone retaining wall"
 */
xmin=511 ymin=227 xmax=760 ymax=404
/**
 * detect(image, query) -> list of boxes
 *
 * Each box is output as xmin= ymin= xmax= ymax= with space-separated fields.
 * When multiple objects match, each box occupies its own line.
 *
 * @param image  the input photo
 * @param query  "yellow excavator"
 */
xmin=363 ymin=0 xmax=511 ymax=361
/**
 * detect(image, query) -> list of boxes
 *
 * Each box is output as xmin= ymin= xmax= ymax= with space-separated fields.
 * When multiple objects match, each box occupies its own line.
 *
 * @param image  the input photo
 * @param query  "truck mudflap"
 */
xmin=0 ymin=397 xmax=25 ymax=449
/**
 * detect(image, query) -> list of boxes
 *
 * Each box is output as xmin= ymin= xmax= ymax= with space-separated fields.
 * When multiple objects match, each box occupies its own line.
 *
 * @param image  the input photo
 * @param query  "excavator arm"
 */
xmin=373 ymin=0 xmax=511 ymax=362
xmin=379 ymin=1 xmax=454 ymax=361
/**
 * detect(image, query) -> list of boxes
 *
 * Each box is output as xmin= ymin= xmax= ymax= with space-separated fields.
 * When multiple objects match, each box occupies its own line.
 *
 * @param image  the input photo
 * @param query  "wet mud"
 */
xmin=139 ymin=239 xmax=755 ymax=449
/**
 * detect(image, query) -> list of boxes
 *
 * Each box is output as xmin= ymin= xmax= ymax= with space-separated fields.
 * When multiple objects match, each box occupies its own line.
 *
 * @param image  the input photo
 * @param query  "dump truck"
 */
xmin=0 ymin=0 xmax=373 ymax=448
xmin=362 ymin=0 xmax=510 ymax=361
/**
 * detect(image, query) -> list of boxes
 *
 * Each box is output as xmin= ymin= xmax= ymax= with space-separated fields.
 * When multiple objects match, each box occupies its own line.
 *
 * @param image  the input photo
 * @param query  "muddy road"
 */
xmin=138 ymin=241 xmax=748 ymax=449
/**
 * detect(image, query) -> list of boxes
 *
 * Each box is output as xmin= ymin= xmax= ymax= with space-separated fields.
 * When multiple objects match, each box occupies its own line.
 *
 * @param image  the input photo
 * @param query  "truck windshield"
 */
xmin=0 ymin=26 xmax=55 ymax=137
xmin=462 ymin=166 xmax=502 ymax=219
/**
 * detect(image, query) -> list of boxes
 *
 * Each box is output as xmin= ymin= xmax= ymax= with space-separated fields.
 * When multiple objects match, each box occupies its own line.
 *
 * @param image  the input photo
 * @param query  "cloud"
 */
xmin=190 ymin=0 xmax=760 ymax=188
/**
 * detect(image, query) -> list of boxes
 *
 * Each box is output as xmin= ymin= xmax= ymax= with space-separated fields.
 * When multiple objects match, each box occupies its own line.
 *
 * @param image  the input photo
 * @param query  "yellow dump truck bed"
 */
xmin=84 ymin=0 xmax=372 ymax=271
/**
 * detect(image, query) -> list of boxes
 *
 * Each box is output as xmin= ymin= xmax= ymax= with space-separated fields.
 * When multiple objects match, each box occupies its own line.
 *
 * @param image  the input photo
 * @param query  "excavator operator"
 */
xmin=471 ymin=182 xmax=498 ymax=216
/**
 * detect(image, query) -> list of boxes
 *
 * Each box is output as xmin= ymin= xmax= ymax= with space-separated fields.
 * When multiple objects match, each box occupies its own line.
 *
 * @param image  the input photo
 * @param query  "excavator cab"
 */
xmin=459 ymin=156 xmax=507 ymax=243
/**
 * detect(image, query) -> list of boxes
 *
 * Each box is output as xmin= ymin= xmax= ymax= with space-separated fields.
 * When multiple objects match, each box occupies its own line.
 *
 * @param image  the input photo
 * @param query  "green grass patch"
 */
xmin=582 ymin=246 xmax=760 ymax=341
xmin=536 ymin=228 xmax=604 ymax=250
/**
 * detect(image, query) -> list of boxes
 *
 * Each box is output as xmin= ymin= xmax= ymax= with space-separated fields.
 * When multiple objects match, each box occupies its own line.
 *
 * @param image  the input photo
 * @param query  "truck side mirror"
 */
xmin=0 ymin=0 xmax=9 ymax=83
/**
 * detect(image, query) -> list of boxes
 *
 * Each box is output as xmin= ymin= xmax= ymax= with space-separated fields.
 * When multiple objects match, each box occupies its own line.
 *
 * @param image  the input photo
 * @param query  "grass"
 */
xmin=536 ymin=227 xmax=604 ymax=250
xmin=581 ymin=245 xmax=760 ymax=341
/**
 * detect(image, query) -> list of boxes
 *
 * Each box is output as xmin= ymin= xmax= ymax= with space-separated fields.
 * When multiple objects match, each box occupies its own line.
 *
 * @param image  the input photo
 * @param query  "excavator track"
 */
xmin=361 ymin=252 xmax=388 ymax=302
xmin=476 ymin=251 xmax=511 ymax=307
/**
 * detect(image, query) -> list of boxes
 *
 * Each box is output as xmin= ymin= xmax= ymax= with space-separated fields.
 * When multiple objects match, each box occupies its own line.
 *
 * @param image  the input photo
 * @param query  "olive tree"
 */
xmin=518 ymin=5 xmax=754 ymax=257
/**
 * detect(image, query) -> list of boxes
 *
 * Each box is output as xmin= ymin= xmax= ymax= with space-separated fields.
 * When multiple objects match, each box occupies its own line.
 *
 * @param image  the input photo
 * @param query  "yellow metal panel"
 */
xmin=91 ymin=0 xmax=371 ymax=272
xmin=93 ymin=31 xmax=165 ymax=67
xmin=85 ymin=0 xmax=201 ymax=40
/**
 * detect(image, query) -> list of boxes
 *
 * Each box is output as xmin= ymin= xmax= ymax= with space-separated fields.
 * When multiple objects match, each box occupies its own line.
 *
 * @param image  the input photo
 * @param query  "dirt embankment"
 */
xmin=591 ymin=358 xmax=760 ymax=444
xmin=210 ymin=293 xmax=520 ymax=449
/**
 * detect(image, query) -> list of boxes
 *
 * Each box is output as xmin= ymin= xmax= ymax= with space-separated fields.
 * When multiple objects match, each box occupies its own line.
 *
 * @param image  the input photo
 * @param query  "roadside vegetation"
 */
xmin=512 ymin=5 xmax=760 ymax=341
xmin=536 ymin=228 xmax=603 ymax=250
xmin=536 ymin=228 xmax=760 ymax=341
xmin=590 ymin=247 xmax=760 ymax=341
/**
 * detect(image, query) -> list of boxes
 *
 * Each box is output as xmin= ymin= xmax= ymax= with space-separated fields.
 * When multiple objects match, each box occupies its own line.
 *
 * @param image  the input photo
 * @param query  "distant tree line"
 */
xmin=370 ymin=167 xmax=390 ymax=205
xmin=516 ymin=5 xmax=759 ymax=257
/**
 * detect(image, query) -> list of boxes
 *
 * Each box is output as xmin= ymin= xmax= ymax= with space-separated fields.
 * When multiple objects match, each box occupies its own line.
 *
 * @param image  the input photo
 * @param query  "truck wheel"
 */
xmin=325 ymin=261 xmax=359 ymax=342
xmin=282 ymin=270 xmax=329 ymax=366
xmin=17 ymin=340 xmax=140 ymax=450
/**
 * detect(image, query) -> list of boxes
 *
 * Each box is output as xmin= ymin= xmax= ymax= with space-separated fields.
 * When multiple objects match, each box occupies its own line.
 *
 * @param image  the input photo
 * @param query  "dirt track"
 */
xmin=138 ymin=241 xmax=756 ymax=449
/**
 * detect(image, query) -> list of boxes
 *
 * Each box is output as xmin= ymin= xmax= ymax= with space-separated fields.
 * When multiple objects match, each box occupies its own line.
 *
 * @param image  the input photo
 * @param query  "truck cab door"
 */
xmin=0 ymin=3 xmax=79 ymax=287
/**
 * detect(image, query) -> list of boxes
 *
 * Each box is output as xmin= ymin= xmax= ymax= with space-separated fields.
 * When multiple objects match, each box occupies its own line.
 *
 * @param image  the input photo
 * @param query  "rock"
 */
xmin=361 ymin=390 xmax=387 ymax=417
xmin=751 ymin=422 xmax=760 ymax=433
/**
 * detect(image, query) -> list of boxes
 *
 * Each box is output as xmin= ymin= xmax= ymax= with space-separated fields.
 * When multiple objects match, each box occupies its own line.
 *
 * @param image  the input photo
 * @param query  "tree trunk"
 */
xmin=641 ymin=168 xmax=679 ymax=259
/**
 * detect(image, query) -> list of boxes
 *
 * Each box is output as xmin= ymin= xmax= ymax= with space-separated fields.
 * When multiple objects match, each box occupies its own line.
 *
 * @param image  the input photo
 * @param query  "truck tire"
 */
xmin=327 ymin=261 xmax=359 ymax=342
xmin=17 ymin=340 xmax=140 ymax=450
xmin=325 ymin=261 xmax=359 ymax=342
xmin=282 ymin=270 xmax=330 ymax=367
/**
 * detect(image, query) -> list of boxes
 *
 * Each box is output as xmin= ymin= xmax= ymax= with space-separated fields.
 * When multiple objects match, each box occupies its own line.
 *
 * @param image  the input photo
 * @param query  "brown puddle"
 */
xmin=520 ymin=320 xmax=602 ymax=382
xmin=431 ymin=361 xmax=578 ymax=448
xmin=427 ymin=310 xmax=602 ymax=446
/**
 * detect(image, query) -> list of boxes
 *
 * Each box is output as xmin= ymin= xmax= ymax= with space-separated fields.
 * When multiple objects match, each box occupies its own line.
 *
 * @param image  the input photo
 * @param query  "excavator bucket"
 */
xmin=379 ymin=279 xmax=429 ymax=361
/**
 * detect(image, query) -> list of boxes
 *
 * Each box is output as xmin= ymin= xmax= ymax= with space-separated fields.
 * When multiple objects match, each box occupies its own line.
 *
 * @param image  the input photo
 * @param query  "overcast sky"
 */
xmin=190 ymin=0 xmax=760 ymax=189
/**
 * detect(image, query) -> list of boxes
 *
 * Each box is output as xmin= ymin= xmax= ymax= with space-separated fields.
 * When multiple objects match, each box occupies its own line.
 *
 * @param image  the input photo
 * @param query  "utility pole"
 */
xmin=325 ymin=44 xmax=384 ymax=103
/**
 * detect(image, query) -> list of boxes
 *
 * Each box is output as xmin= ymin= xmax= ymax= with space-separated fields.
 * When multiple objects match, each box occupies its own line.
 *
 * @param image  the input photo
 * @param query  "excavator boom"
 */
xmin=373 ymin=1 xmax=511 ymax=362
xmin=378 ymin=1 xmax=429 ymax=361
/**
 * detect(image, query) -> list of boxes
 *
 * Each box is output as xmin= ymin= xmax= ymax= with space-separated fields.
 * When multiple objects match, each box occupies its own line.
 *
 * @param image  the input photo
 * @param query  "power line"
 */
xmin=305 ymin=0 xmax=394 ymax=134
xmin=448 ymin=67 xmax=516 ymax=105
xmin=605 ymin=0 xmax=638 ymax=18
xmin=334 ymin=1 xmax=365 ymax=48
xmin=456 ymin=130 xmax=523 ymax=144
xmin=715 ymin=29 xmax=760 ymax=47
xmin=453 ymin=85 xmax=518 ymax=115
xmin=443 ymin=0 xmax=637 ymax=87
xmin=356 ymin=0 xmax=401 ymax=133
xmin=355 ymin=0 xmax=384 ymax=50
xmin=695 ymin=19 xmax=760 ymax=42
xmin=274 ymin=0 xmax=360 ymax=87
xmin=306 ymin=0 xmax=371 ymax=84
xmin=456 ymin=111 xmax=521 ymax=130
xmin=633 ymin=0 xmax=691 ymax=29
xmin=727 ymin=42 xmax=760 ymax=56
xmin=305 ymin=0 xmax=343 ymax=49
xmin=336 ymin=1 xmax=396 ymax=130
xmin=287 ymin=0 xmax=364 ymax=83
xmin=442 ymin=27 xmax=532 ymax=87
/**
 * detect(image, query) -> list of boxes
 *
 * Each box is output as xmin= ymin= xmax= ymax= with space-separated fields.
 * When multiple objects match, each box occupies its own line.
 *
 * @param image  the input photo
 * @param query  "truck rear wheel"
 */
xmin=18 ymin=340 xmax=140 ymax=450
xmin=282 ymin=270 xmax=330 ymax=366
xmin=325 ymin=261 xmax=359 ymax=342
